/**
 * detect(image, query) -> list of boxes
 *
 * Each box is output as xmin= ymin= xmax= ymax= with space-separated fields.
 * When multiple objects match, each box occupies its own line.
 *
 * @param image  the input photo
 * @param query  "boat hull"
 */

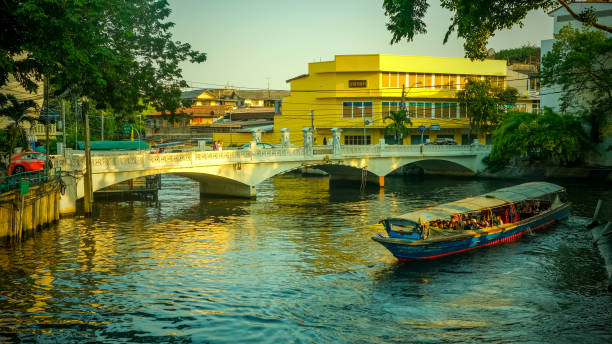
xmin=373 ymin=203 xmax=570 ymax=261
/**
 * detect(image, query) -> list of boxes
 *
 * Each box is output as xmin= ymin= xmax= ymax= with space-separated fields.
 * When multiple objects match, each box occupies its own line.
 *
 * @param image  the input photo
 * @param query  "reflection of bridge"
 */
xmin=56 ymin=143 xmax=491 ymax=214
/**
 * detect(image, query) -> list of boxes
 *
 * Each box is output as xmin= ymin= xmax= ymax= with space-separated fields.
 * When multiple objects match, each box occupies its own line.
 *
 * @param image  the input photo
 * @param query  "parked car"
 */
xmin=239 ymin=142 xmax=277 ymax=149
xmin=433 ymin=138 xmax=458 ymax=145
xmin=8 ymin=152 xmax=52 ymax=175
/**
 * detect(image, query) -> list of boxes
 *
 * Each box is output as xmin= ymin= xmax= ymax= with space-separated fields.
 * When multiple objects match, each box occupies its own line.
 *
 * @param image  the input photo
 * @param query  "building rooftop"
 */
xmin=147 ymin=105 xmax=233 ymax=117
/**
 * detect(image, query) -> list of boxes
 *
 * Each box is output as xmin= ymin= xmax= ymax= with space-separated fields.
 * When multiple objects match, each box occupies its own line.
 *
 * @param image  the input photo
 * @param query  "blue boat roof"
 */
xmin=394 ymin=182 xmax=564 ymax=223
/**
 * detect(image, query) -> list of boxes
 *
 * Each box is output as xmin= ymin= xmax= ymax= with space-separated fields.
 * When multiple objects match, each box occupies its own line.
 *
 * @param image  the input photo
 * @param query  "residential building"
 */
xmin=211 ymin=107 xmax=278 ymax=146
xmin=272 ymin=54 xmax=508 ymax=146
xmin=507 ymin=64 xmax=540 ymax=113
xmin=182 ymin=88 xmax=289 ymax=108
xmin=145 ymin=105 xmax=232 ymax=140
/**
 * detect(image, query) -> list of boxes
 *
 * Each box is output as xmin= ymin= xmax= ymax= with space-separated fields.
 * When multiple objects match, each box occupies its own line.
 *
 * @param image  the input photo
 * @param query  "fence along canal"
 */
xmin=0 ymin=168 xmax=62 ymax=242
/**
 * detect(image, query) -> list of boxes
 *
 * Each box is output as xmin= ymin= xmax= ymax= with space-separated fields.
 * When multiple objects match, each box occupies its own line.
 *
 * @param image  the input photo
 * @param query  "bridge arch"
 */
xmin=84 ymin=169 xmax=256 ymax=199
xmin=388 ymin=158 xmax=478 ymax=177
xmin=58 ymin=145 xmax=490 ymax=214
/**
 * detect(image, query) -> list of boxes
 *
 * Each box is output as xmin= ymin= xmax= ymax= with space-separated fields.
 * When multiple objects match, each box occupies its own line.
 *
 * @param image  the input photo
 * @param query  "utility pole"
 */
xmin=101 ymin=112 xmax=104 ymax=141
xmin=401 ymin=84 xmax=406 ymax=111
xmin=74 ymin=95 xmax=78 ymax=150
xmin=83 ymin=101 xmax=93 ymax=215
xmin=62 ymin=101 xmax=66 ymax=156
xmin=43 ymin=76 xmax=50 ymax=168
xmin=310 ymin=110 xmax=314 ymax=131
xmin=363 ymin=117 xmax=366 ymax=145
xmin=266 ymin=77 xmax=270 ymax=103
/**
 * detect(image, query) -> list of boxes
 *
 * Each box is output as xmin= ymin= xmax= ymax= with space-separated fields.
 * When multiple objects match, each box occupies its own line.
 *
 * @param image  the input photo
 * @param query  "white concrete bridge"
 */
xmin=56 ymin=134 xmax=491 ymax=215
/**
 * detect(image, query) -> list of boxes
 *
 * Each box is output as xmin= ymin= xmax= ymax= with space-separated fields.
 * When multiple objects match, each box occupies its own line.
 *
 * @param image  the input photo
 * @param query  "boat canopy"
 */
xmin=393 ymin=182 xmax=564 ymax=224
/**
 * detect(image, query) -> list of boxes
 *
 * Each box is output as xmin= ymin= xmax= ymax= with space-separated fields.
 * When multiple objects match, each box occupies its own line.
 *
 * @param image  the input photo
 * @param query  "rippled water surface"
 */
xmin=1 ymin=174 xmax=611 ymax=343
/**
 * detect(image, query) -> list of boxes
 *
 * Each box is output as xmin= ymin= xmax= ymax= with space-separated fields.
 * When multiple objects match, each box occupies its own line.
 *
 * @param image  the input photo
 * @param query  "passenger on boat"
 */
xmin=495 ymin=215 xmax=504 ymax=226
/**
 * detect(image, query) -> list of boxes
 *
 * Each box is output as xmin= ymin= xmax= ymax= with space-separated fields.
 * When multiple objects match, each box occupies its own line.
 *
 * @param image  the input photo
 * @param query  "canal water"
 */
xmin=1 ymin=174 xmax=610 ymax=343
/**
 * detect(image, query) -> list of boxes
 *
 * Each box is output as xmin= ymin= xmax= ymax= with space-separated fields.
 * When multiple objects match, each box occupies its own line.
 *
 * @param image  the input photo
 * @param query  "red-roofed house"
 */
xmin=145 ymin=105 xmax=233 ymax=139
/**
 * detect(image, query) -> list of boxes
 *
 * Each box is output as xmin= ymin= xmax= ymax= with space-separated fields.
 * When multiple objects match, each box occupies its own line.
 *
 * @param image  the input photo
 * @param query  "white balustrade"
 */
xmin=56 ymin=144 xmax=490 ymax=174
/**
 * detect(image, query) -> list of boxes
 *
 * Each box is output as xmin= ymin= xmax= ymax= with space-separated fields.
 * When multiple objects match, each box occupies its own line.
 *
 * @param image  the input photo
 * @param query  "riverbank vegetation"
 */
xmin=488 ymin=110 xmax=591 ymax=169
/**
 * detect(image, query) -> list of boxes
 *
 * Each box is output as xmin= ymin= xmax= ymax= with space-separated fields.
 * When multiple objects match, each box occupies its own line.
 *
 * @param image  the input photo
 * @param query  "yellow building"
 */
xmin=273 ymin=54 xmax=508 ymax=146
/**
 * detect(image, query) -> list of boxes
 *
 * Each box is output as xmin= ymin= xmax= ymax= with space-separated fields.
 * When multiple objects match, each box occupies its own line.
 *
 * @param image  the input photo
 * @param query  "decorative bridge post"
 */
xmin=378 ymin=138 xmax=385 ymax=156
xmin=331 ymin=127 xmax=342 ymax=156
xmin=280 ymin=128 xmax=290 ymax=147
xmin=252 ymin=129 xmax=262 ymax=143
xmin=302 ymin=127 xmax=313 ymax=157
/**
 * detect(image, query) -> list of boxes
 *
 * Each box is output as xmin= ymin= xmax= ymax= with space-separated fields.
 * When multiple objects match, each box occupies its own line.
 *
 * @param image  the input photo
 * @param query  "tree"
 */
xmin=382 ymin=0 xmax=612 ymax=60
xmin=0 ymin=0 xmax=206 ymax=117
xmin=456 ymin=80 xmax=518 ymax=137
xmin=540 ymin=25 xmax=612 ymax=143
xmin=489 ymin=109 xmax=590 ymax=167
xmin=0 ymin=94 xmax=39 ymax=162
xmin=493 ymin=45 xmax=541 ymax=65
xmin=384 ymin=109 xmax=412 ymax=144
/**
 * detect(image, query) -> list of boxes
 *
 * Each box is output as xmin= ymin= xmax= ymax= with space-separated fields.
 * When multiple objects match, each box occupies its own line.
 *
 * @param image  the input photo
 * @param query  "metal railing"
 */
xmin=0 ymin=167 xmax=62 ymax=194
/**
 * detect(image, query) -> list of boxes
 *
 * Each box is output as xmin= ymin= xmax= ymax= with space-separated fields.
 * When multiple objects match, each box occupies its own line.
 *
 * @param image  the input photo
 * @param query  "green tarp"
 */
xmin=77 ymin=141 xmax=149 ymax=150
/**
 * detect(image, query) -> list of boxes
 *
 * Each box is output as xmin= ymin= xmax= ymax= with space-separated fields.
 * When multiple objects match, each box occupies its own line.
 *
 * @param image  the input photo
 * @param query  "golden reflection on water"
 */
xmin=1 ymin=174 xmax=610 ymax=343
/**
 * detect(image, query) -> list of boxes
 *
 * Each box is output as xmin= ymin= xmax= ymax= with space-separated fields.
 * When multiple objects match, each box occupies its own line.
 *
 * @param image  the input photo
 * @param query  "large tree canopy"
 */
xmin=1 ymin=0 xmax=206 ymax=115
xmin=540 ymin=25 xmax=612 ymax=143
xmin=489 ymin=109 xmax=590 ymax=166
xmin=456 ymin=80 xmax=518 ymax=135
xmin=383 ymin=0 xmax=612 ymax=60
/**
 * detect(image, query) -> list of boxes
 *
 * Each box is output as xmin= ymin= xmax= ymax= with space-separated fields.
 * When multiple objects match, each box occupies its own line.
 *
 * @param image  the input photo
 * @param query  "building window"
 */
xmin=382 ymin=101 xmax=400 ymax=117
xmin=349 ymin=80 xmax=367 ymax=88
xmin=344 ymin=135 xmax=371 ymax=145
xmin=408 ymin=102 xmax=459 ymax=118
xmin=382 ymin=72 xmax=408 ymax=88
xmin=343 ymin=101 xmax=373 ymax=118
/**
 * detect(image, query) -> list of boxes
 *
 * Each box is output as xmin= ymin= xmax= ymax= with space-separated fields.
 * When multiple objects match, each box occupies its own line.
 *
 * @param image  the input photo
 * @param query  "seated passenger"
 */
xmin=457 ymin=219 xmax=465 ymax=231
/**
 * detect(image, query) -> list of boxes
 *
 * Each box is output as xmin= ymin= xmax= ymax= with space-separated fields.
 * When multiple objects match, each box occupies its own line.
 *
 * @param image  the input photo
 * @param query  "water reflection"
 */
xmin=0 ymin=174 xmax=610 ymax=343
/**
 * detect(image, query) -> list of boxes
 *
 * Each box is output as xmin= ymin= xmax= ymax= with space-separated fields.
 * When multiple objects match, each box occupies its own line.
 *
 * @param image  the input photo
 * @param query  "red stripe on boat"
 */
xmin=397 ymin=219 xmax=556 ymax=262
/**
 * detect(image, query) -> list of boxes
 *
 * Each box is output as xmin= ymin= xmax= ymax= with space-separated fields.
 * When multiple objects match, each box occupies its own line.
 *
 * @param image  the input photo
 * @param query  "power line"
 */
xmin=183 ymin=68 xmax=611 ymax=94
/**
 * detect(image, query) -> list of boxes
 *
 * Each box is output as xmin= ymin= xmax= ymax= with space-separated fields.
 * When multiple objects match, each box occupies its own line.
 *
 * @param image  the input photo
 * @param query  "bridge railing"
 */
xmin=54 ymin=143 xmax=491 ymax=173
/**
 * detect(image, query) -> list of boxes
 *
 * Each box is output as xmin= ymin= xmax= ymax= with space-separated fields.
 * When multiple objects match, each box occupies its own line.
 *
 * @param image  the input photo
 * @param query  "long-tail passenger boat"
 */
xmin=372 ymin=182 xmax=570 ymax=261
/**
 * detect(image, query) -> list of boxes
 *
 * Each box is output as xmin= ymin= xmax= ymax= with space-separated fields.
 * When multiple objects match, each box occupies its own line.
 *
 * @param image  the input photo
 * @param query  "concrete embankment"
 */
xmin=0 ymin=180 xmax=61 ymax=241
xmin=478 ymin=166 xmax=612 ymax=181
xmin=394 ymin=164 xmax=611 ymax=181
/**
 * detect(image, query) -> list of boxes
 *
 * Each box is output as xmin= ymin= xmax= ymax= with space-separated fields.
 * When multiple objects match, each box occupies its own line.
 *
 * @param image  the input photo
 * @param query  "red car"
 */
xmin=8 ymin=152 xmax=52 ymax=175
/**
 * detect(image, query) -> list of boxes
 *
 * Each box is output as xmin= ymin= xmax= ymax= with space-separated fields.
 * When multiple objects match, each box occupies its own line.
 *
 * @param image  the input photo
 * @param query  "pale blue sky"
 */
xmin=168 ymin=0 xmax=553 ymax=91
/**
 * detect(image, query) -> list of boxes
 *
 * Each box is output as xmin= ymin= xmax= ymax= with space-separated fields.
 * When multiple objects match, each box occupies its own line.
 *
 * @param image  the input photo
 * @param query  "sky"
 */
xmin=168 ymin=0 xmax=554 ymax=91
